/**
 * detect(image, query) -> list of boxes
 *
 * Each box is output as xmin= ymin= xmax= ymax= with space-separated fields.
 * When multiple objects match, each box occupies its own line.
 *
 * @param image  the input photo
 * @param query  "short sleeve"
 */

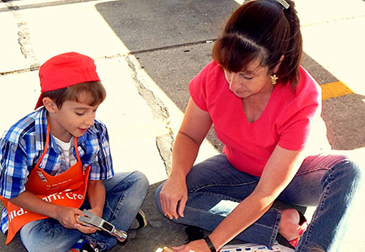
xmin=276 ymin=68 xmax=323 ymax=151
xmin=189 ymin=62 xmax=218 ymax=112
xmin=277 ymin=102 xmax=318 ymax=150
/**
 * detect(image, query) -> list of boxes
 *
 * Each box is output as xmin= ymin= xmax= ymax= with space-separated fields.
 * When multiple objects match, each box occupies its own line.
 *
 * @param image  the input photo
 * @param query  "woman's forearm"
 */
xmin=169 ymin=131 xmax=201 ymax=179
xmin=209 ymin=191 xmax=275 ymax=250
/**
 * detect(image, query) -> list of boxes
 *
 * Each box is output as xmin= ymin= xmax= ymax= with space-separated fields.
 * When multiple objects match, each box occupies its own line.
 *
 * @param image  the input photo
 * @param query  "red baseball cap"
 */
xmin=35 ymin=52 xmax=101 ymax=109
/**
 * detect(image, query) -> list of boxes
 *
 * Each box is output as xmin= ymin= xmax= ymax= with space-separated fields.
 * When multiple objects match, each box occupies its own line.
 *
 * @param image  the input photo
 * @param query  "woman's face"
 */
xmin=223 ymin=59 xmax=272 ymax=99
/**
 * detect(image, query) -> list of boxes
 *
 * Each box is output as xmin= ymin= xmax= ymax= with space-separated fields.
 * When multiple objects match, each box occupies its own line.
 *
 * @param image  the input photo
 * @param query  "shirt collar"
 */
xmin=76 ymin=124 xmax=98 ymax=144
xmin=34 ymin=108 xmax=63 ymax=153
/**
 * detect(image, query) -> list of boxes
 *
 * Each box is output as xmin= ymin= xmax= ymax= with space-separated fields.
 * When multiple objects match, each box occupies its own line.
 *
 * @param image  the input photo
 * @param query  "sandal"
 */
xmin=288 ymin=221 xmax=308 ymax=248
xmin=130 ymin=209 xmax=148 ymax=230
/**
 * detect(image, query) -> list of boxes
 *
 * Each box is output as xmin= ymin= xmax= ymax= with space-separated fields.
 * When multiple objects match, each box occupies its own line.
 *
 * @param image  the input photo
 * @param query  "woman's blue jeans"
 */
xmin=155 ymin=152 xmax=363 ymax=252
xmin=20 ymin=171 xmax=149 ymax=252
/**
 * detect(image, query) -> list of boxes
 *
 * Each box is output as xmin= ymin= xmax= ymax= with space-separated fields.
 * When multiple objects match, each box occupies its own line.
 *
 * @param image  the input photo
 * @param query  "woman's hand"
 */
xmin=171 ymin=239 xmax=211 ymax=252
xmin=160 ymin=175 xmax=188 ymax=220
xmin=160 ymin=99 xmax=213 ymax=220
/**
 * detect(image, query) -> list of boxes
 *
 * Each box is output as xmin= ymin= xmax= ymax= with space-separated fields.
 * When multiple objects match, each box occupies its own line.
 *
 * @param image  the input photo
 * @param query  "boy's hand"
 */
xmin=54 ymin=206 xmax=97 ymax=234
xmin=74 ymin=208 xmax=103 ymax=234
xmin=54 ymin=206 xmax=83 ymax=229
xmin=8 ymin=191 xmax=98 ymax=234
xmin=75 ymin=221 xmax=98 ymax=234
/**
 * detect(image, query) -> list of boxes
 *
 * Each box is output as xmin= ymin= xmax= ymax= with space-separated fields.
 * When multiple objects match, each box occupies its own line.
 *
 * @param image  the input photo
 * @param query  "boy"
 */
xmin=0 ymin=52 xmax=149 ymax=252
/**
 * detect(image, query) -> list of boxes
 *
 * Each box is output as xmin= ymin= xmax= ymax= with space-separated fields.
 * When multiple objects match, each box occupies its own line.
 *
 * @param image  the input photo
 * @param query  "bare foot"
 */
xmin=278 ymin=208 xmax=301 ymax=242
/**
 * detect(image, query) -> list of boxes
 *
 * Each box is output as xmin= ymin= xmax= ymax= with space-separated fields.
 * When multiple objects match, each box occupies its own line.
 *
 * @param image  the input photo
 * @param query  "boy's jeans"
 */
xmin=20 ymin=171 xmax=149 ymax=252
xmin=155 ymin=152 xmax=362 ymax=252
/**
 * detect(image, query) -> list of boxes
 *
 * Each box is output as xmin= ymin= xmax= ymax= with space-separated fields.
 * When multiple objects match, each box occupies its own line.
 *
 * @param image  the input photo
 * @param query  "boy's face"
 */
xmin=47 ymin=92 xmax=99 ymax=142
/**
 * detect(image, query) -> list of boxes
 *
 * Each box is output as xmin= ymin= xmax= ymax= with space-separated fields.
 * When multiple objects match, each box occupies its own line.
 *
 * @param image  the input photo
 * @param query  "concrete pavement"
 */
xmin=1 ymin=0 xmax=365 ymax=251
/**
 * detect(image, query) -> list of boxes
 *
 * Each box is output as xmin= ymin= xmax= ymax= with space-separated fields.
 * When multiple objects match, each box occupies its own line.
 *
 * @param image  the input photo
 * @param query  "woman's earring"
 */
xmin=270 ymin=74 xmax=278 ymax=85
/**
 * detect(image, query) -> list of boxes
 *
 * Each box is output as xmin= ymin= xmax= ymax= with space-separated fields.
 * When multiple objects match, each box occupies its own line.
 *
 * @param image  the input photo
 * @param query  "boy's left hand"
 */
xmin=75 ymin=222 xmax=98 ymax=234
xmin=75 ymin=208 xmax=102 ymax=234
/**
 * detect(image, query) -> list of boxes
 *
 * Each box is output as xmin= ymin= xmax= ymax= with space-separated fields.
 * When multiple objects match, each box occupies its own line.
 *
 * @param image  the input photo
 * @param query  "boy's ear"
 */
xmin=42 ymin=97 xmax=58 ymax=113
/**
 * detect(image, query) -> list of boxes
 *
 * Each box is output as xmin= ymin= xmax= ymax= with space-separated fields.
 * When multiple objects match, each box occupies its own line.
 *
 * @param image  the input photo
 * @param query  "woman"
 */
xmin=155 ymin=0 xmax=362 ymax=251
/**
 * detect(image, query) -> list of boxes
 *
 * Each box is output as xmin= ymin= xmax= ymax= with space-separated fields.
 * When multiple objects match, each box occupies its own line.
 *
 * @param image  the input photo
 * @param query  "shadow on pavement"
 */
xmin=96 ymin=0 xmax=365 ymax=152
xmin=95 ymin=0 xmax=239 ymax=53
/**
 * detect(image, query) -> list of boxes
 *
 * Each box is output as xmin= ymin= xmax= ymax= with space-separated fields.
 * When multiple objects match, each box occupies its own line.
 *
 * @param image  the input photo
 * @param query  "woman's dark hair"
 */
xmin=42 ymin=81 xmax=106 ymax=108
xmin=212 ymin=0 xmax=303 ymax=87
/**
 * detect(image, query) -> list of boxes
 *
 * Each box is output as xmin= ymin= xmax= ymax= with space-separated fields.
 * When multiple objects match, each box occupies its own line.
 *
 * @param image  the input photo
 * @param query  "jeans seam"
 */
xmin=296 ymin=155 xmax=347 ymax=176
xmin=190 ymin=191 xmax=242 ymax=203
xmin=296 ymin=168 xmax=329 ymax=176
xmin=297 ymin=167 xmax=333 ymax=252
xmin=269 ymin=209 xmax=281 ymax=247
xmin=105 ymin=173 xmax=137 ymax=223
xmin=189 ymin=181 xmax=258 ymax=194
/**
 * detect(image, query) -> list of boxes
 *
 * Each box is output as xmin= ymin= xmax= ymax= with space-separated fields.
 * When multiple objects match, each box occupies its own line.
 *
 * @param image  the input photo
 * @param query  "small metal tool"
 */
xmin=78 ymin=209 xmax=127 ymax=242
xmin=220 ymin=243 xmax=282 ymax=252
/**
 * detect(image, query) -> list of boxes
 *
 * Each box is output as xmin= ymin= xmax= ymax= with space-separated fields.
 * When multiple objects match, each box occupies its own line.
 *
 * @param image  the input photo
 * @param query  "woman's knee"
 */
xmin=335 ymin=157 xmax=363 ymax=187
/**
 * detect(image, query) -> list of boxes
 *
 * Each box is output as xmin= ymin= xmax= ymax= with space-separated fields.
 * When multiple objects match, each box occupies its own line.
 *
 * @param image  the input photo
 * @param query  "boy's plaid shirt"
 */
xmin=0 ymin=108 xmax=114 ymax=233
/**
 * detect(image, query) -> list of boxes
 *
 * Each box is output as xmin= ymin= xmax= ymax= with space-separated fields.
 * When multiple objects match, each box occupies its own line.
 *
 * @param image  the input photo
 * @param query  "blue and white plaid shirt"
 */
xmin=0 ymin=108 xmax=114 ymax=233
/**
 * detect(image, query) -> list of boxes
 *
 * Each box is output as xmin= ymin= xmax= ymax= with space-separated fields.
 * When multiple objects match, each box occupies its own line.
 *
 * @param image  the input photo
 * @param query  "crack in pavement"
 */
xmin=1 ymin=0 xmax=184 ymax=176
xmin=126 ymin=54 xmax=174 ymax=176
xmin=2 ymin=0 xmax=40 ymax=71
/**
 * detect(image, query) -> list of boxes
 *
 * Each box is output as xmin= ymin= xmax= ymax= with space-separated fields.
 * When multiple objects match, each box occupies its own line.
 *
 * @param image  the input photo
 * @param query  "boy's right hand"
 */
xmin=54 ymin=206 xmax=83 ymax=229
xmin=55 ymin=206 xmax=98 ymax=234
xmin=75 ymin=222 xmax=98 ymax=234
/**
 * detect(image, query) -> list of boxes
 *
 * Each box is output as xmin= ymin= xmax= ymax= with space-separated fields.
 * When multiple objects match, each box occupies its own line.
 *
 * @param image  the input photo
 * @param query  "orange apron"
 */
xmin=0 ymin=124 xmax=90 ymax=244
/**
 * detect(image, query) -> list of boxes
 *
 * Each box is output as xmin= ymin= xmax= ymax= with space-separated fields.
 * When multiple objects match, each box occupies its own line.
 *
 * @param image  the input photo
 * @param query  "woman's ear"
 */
xmin=273 ymin=55 xmax=285 ymax=73
xmin=42 ymin=97 xmax=58 ymax=113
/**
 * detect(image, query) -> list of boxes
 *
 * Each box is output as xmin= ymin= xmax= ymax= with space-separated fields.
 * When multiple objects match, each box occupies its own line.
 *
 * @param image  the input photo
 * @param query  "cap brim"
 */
xmin=34 ymin=94 xmax=43 ymax=110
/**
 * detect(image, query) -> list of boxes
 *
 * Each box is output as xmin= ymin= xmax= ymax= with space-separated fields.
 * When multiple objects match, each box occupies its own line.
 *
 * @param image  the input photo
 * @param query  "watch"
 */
xmin=204 ymin=236 xmax=216 ymax=252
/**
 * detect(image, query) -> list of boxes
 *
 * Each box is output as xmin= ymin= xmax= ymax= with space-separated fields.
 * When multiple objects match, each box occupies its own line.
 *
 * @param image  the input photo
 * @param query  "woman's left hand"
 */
xmin=171 ymin=239 xmax=212 ymax=252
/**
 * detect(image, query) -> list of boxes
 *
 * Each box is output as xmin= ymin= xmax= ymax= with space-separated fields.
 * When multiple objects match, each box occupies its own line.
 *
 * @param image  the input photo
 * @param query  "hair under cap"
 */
xmin=35 ymin=52 xmax=101 ymax=109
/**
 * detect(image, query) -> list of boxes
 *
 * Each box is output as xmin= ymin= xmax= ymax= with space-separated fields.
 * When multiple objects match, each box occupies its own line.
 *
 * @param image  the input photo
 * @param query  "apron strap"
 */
xmin=34 ymin=123 xmax=50 ymax=168
xmin=35 ymin=121 xmax=80 ymax=167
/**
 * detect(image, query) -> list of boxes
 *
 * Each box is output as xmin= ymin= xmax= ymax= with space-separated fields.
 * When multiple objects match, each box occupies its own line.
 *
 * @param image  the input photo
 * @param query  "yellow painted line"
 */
xmin=321 ymin=81 xmax=354 ymax=100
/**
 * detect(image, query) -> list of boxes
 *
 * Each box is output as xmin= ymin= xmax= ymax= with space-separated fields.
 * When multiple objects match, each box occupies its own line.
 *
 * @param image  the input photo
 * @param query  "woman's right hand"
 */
xmin=160 ymin=175 xmax=188 ymax=220
xmin=159 ymin=99 xmax=212 ymax=220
